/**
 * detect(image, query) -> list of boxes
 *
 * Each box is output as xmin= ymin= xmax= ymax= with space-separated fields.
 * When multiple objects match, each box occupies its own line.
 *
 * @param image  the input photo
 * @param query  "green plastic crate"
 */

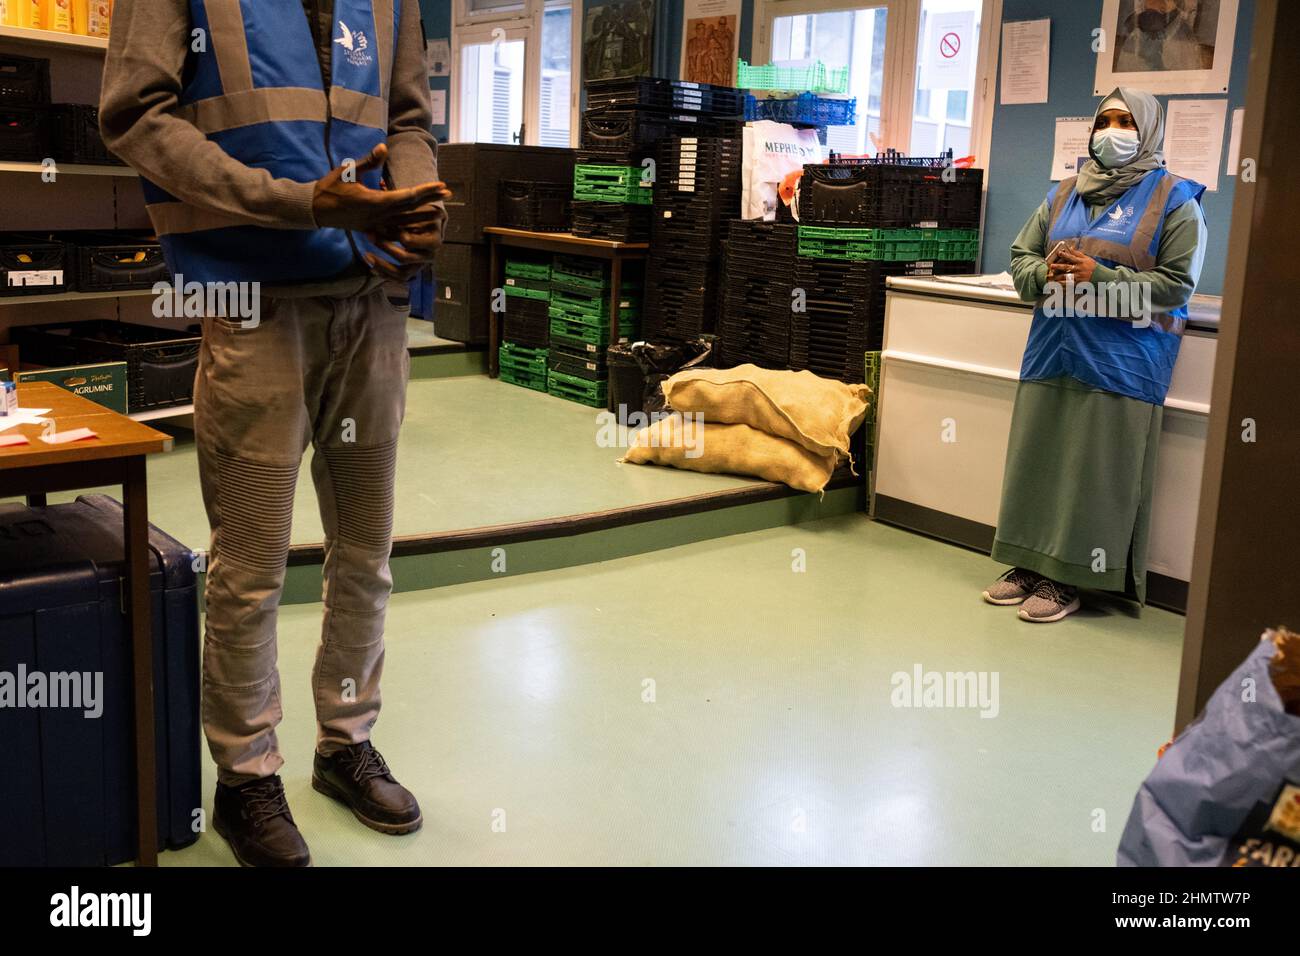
xmin=504 ymin=279 xmax=550 ymax=300
xmin=547 ymin=368 xmax=609 ymax=407
xmin=736 ymin=58 xmax=850 ymax=94
xmin=498 ymin=342 xmax=548 ymax=377
xmin=549 ymin=285 xmax=641 ymax=318
xmin=505 ymin=260 xmax=551 ymax=280
xmin=500 ymin=367 xmax=548 ymax=391
xmin=549 ymin=316 xmax=636 ymax=349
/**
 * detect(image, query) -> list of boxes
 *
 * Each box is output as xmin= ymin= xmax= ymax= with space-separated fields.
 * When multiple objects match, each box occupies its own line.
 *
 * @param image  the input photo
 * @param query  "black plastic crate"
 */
xmin=571 ymin=201 xmax=653 ymax=243
xmin=433 ymin=242 xmax=491 ymax=343
xmin=498 ymin=180 xmax=570 ymax=232
xmin=11 ymin=319 xmax=201 ymax=413
xmin=0 ymin=106 xmax=50 ymax=162
xmin=48 ymin=104 xmax=123 ymax=165
xmin=60 ymin=230 xmax=170 ymax=292
xmin=0 ymin=54 xmax=51 ymax=107
xmin=0 ymin=234 xmax=69 ymax=296
xmin=438 ymin=144 xmax=576 ymax=244
xmin=548 ymin=343 xmax=609 ymax=382
xmin=585 ymin=77 xmax=744 ymax=117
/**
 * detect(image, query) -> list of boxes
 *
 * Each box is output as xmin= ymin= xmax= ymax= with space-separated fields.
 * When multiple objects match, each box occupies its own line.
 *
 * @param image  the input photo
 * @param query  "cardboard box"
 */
xmin=16 ymin=361 xmax=128 ymax=414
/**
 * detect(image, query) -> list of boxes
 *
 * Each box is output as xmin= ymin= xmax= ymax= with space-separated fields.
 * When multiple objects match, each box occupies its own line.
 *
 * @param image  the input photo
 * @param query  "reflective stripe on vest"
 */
xmin=143 ymin=0 xmax=401 ymax=285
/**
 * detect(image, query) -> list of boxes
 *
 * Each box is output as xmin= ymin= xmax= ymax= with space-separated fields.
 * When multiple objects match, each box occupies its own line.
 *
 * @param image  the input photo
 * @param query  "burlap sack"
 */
xmin=662 ymin=365 xmax=871 ymax=465
xmin=620 ymin=414 xmax=835 ymax=493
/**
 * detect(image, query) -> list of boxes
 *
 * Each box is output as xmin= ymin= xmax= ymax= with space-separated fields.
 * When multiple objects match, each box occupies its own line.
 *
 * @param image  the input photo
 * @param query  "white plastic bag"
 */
xmin=742 ymin=120 xmax=822 ymax=221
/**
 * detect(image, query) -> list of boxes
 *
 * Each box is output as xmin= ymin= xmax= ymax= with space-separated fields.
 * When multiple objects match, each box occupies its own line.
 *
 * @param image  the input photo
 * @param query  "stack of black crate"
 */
xmin=790 ymin=154 xmax=984 ymax=383
xmin=642 ymin=134 xmax=744 ymax=341
xmin=574 ymin=78 xmax=743 ymax=243
xmin=719 ymin=220 xmax=797 ymax=368
xmin=432 ymin=144 xmax=574 ymax=344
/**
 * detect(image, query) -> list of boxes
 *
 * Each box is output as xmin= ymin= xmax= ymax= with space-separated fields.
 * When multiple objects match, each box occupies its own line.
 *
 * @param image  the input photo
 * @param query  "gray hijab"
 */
xmin=1075 ymin=87 xmax=1167 ymax=204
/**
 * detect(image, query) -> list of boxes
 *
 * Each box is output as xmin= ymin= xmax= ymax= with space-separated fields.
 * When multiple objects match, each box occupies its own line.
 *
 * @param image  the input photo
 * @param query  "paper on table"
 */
xmin=0 ymin=434 xmax=29 ymax=448
xmin=1000 ymin=19 xmax=1050 ymax=105
xmin=1052 ymin=117 xmax=1094 ymax=180
xmin=1165 ymin=98 xmax=1227 ymax=192
xmin=0 ymin=407 xmax=54 ymax=432
xmin=1225 ymin=108 xmax=1244 ymax=176
xmin=934 ymin=271 xmax=1017 ymax=290
xmin=39 ymin=427 xmax=98 ymax=445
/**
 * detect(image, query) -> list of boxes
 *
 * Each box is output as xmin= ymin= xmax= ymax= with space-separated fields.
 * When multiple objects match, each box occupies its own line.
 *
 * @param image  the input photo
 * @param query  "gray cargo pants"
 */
xmin=195 ymin=282 xmax=410 ymax=785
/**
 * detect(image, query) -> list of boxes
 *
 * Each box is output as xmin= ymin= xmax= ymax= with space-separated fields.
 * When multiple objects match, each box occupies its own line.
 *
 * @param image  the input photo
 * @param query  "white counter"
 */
xmin=872 ymin=275 xmax=1220 ymax=609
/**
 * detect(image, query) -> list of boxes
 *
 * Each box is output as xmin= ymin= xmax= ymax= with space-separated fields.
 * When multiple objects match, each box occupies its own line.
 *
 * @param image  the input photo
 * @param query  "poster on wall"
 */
xmin=583 ymin=0 xmax=655 ymax=84
xmin=918 ymin=10 xmax=975 ymax=91
xmin=680 ymin=0 xmax=741 ymax=87
xmin=1093 ymin=0 xmax=1238 ymax=96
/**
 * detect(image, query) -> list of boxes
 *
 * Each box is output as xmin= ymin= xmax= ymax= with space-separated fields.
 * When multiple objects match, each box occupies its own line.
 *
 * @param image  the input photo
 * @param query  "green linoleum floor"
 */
xmin=21 ymin=376 xmax=760 ymax=550
xmin=166 ymin=513 xmax=1182 ymax=867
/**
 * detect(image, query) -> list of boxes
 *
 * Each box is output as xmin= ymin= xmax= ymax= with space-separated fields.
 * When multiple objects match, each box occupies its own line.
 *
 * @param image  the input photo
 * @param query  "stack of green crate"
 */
xmin=797 ymin=226 xmax=979 ymax=262
xmin=573 ymin=164 xmax=654 ymax=205
xmin=545 ymin=255 xmax=643 ymax=406
xmin=498 ymin=341 xmax=548 ymax=391
xmin=503 ymin=258 xmax=552 ymax=301
xmin=863 ymin=350 xmax=882 ymax=473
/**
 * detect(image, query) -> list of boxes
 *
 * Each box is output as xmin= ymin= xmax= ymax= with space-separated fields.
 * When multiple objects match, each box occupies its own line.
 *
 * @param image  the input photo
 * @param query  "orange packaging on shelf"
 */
xmin=83 ymin=0 xmax=111 ymax=37
xmin=42 ymin=0 xmax=76 ymax=32
xmin=1 ymin=0 xmax=43 ymax=28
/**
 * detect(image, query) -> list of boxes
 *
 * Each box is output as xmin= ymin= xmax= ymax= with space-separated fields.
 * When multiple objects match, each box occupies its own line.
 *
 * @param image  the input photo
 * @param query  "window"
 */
xmin=451 ymin=0 xmax=578 ymax=147
xmin=909 ymin=0 xmax=983 ymax=159
xmin=755 ymin=0 xmax=997 ymax=165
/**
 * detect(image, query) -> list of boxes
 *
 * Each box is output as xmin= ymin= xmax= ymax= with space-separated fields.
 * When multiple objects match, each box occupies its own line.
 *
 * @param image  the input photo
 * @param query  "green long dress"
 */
xmin=990 ymin=195 xmax=1207 ymax=604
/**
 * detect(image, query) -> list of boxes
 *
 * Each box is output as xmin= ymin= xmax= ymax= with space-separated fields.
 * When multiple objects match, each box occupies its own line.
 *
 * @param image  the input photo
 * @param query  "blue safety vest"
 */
xmin=141 ymin=0 xmax=402 ymax=285
xmin=1020 ymin=168 xmax=1205 ymax=405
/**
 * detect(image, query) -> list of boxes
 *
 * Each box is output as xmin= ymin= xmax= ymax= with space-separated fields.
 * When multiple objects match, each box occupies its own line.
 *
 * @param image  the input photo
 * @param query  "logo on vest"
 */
xmin=334 ymin=21 xmax=373 ymax=68
xmin=1106 ymin=204 xmax=1136 ymax=225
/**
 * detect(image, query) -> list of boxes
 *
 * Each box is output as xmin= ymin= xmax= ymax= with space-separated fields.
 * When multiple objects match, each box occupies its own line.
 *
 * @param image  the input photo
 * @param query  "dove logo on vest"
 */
xmin=334 ymin=20 xmax=373 ymax=67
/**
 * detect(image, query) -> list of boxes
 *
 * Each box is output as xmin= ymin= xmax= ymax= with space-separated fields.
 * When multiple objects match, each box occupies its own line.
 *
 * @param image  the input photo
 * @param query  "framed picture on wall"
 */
xmin=680 ymin=0 xmax=742 ymax=87
xmin=1093 ymin=0 xmax=1239 ymax=96
xmin=583 ymin=0 xmax=656 ymax=83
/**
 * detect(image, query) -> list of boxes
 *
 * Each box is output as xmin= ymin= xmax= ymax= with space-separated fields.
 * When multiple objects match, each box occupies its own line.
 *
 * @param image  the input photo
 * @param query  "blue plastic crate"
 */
xmin=744 ymin=92 xmax=856 ymax=127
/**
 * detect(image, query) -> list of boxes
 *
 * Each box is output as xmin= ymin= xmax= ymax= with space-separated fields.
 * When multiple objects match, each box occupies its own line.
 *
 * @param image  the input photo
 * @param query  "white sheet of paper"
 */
xmin=426 ymin=39 xmax=450 ymax=77
xmin=1052 ymin=116 xmax=1094 ymax=180
xmin=429 ymin=89 xmax=447 ymax=127
xmin=1225 ymin=108 xmax=1245 ymax=176
xmin=1000 ymin=19 xmax=1050 ymax=105
xmin=39 ymin=427 xmax=98 ymax=445
xmin=0 ymin=433 xmax=29 ymax=447
xmin=0 ymin=407 xmax=53 ymax=432
xmin=919 ymin=10 xmax=975 ymax=91
xmin=1165 ymin=98 xmax=1227 ymax=192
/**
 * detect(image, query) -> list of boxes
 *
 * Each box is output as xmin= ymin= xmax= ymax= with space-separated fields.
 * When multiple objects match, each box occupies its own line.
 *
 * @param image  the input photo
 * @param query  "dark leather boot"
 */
xmin=312 ymin=741 xmax=423 ymax=835
xmin=212 ymin=775 xmax=312 ymax=867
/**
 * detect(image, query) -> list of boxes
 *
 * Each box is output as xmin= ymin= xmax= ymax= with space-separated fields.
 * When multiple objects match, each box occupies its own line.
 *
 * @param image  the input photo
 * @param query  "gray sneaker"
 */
xmin=1018 ymin=579 xmax=1081 ymax=623
xmin=982 ymin=567 xmax=1043 ymax=605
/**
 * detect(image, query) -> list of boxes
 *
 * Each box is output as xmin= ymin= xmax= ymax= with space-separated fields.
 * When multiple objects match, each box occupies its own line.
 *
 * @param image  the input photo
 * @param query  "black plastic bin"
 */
xmin=498 ymin=180 xmax=571 ymax=232
xmin=0 ymin=495 xmax=201 ymax=867
xmin=607 ymin=338 xmax=715 ymax=416
xmin=63 ymin=230 xmax=170 ymax=292
xmin=0 ymin=234 xmax=69 ymax=296
xmin=11 ymin=319 xmax=201 ymax=413
xmin=48 ymin=103 xmax=123 ymax=165
xmin=0 ymin=54 xmax=51 ymax=107
xmin=0 ymin=105 xmax=50 ymax=162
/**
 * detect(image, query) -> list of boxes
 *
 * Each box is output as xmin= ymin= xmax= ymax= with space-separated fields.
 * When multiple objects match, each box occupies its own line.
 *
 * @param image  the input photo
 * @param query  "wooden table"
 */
xmin=483 ymin=227 xmax=650 ymax=377
xmin=0 ymin=382 xmax=174 ymax=866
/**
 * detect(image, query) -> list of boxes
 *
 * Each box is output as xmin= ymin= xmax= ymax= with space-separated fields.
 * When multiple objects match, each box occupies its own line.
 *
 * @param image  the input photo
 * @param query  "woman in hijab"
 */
xmin=982 ymin=88 xmax=1207 ymax=623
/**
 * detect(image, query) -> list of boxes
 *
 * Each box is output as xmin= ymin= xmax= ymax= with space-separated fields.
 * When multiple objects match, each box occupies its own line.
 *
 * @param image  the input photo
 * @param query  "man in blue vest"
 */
xmin=101 ymin=0 xmax=446 ymax=866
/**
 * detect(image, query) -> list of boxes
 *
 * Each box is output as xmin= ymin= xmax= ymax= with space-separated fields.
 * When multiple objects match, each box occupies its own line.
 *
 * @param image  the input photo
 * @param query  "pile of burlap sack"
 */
xmin=619 ymin=365 xmax=872 ymax=493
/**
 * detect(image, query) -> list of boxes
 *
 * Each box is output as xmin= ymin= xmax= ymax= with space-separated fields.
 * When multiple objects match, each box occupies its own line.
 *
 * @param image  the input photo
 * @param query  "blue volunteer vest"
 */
xmin=141 ymin=0 xmax=402 ymax=284
xmin=1020 ymin=168 xmax=1205 ymax=405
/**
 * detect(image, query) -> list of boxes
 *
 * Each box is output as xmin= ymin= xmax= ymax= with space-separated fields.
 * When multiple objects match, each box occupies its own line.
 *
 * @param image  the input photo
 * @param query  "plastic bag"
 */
xmin=1117 ymin=629 xmax=1300 ymax=867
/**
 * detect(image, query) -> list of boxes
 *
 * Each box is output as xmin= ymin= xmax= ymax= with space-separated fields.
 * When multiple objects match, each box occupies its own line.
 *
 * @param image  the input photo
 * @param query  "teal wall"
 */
xmin=984 ymin=0 xmax=1255 ymax=296
xmin=418 ymin=0 xmax=452 ymax=143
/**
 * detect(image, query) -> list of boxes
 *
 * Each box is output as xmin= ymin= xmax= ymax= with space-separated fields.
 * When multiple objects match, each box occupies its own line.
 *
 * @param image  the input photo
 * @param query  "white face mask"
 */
xmin=1092 ymin=127 xmax=1141 ymax=169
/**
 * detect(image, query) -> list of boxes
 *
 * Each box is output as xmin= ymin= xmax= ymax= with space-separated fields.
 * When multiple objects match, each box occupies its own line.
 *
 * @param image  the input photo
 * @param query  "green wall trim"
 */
xmin=275 ymin=483 xmax=863 ymax=604
xmin=409 ymin=349 xmax=488 ymax=379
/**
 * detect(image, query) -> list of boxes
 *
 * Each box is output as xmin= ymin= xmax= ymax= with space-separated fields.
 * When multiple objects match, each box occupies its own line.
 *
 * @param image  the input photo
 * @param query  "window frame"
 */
xmin=449 ymin=0 xmax=582 ymax=146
